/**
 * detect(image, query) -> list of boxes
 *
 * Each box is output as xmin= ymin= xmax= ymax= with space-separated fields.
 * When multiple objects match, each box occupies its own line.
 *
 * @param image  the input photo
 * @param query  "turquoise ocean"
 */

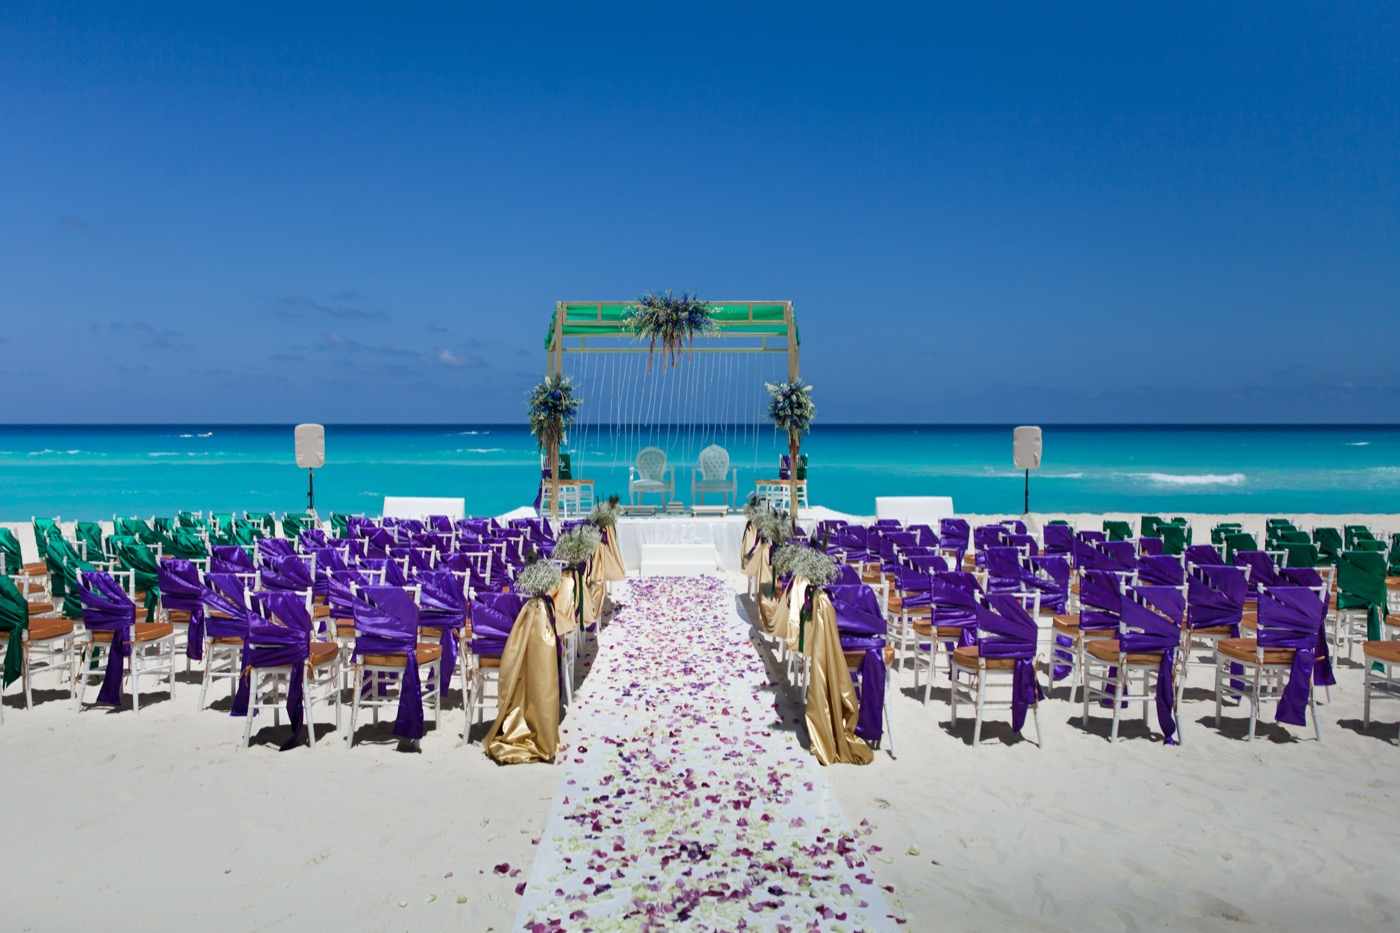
xmin=1 ymin=424 xmax=1397 ymax=521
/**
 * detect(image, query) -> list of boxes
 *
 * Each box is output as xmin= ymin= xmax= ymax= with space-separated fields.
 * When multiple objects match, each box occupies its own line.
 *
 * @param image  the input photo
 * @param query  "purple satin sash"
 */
xmin=247 ymin=591 xmax=316 ymax=733
xmin=471 ymin=592 xmax=526 ymax=657
xmin=75 ymin=572 xmax=137 ymax=706
xmin=979 ymin=595 xmax=1042 ymax=733
xmin=158 ymin=559 xmax=208 ymax=660
xmin=1258 ymin=586 xmax=1331 ymax=726
xmin=1137 ymin=554 xmax=1184 ymax=586
xmin=1119 ymin=586 xmax=1184 ymax=744
xmin=1185 ymin=544 xmax=1222 ymax=567
xmin=418 ymin=570 xmax=468 ymax=697
xmin=352 ymin=586 xmax=425 ymax=740
xmin=211 ymin=544 xmax=254 ymax=575
xmin=827 ymin=584 xmax=887 ymax=744
xmin=203 ymin=577 xmax=256 ymax=715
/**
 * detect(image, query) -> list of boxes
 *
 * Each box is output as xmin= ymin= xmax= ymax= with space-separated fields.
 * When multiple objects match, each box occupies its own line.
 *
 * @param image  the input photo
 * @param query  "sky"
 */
xmin=2 ymin=2 xmax=1396 ymax=424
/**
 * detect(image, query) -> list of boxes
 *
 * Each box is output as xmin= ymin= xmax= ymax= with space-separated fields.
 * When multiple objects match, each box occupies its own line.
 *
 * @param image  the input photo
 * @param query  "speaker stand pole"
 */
xmin=307 ymin=469 xmax=315 ymax=513
xmin=1023 ymin=468 xmax=1029 ymax=514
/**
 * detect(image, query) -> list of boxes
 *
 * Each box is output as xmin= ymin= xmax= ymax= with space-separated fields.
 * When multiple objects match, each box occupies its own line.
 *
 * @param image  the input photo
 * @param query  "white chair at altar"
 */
xmin=690 ymin=444 xmax=737 ymax=507
xmin=628 ymin=446 xmax=675 ymax=506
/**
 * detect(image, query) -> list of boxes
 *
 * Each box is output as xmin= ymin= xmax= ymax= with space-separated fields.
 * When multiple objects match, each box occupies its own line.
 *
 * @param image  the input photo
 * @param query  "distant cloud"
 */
xmin=88 ymin=320 xmax=190 ymax=351
xmin=274 ymin=294 xmax=388 ymax=322
xmin=438 ymin=348 xmax=464 ymax=367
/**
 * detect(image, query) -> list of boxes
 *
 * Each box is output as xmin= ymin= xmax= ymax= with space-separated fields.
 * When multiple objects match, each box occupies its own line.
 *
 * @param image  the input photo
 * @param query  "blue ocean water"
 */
xmin=1 ymin=424 xmax=1397 ymax=521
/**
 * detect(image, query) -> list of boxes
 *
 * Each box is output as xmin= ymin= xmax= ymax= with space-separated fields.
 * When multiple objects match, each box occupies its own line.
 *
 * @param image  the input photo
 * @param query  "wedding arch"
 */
xmin=538 ymin=299 xmax=802 ymax=519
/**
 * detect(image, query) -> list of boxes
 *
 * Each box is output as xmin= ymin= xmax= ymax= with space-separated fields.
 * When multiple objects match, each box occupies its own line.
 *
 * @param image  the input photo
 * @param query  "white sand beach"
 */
xmin=4 ymin=513 xmax=1399 ymax=931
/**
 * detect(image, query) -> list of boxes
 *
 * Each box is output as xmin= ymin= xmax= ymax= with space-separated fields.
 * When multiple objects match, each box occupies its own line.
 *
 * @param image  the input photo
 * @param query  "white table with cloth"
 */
xmin=614 ymin=515 xmax=750 ymax=574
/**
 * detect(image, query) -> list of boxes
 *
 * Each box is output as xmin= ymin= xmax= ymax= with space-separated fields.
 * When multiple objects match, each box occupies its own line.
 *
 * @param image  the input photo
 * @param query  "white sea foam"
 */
xmin=1345 ymin=441 xmax=1371 ymax=447
xmin=147 ymin=451 xmax=181 ymax=457
xmin=453 ymin=430 xmax=491 ymax=436
xmin=27 ymin=448 xmax=83 ymax=456
xmin=178 ymin=433 xmax=193 ymax=438
xmin=457 ymin=447 xmax=505 ymax=453
xmin=1128 ymin=471 xmax=1247 ymax=487
xmin=198 ymin=431 xmax=214 ymax=438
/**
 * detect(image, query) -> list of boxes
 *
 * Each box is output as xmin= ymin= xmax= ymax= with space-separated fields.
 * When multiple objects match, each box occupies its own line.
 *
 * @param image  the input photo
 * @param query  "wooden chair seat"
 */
xmin=211 ymin=636 xmax=243 ymax=646
xmin=1084 ymin=639 xmax=1164 ymax=665
xmin=308 ymin=641 xmax=338 ymax=667
xmin=22 ymin=562 xmax=48 ymax=576
xmin=335 ymin=621 xmax=356 ymax=638
xmin=23 ymin=618 xmax=74 ymax=642
xmin=1186 ymin=624 xmax=1235 ymax=635
xmin=360 ymin=644 xmax=443 ymax=667
xmin=476 ymin=655 xmax=502 ymax=669
xmin=1217 ymin=638 xmax=1295 ymax=665
xmin=166 ymin=609 xmax=192 ymax=624
xmin=27 ymin=601 xmax=57 ymax=617
xmin=951 ymin=644 xmax=1016 ymax=671
xmin=1362 ymin=641 xmax=1400 ymax=664
xmin=20 ymin=580 xmax=46 ymax=595
xmin=312 ymin=604 xmax=331 ymax=619
xmin=92 ymin=622 xmax=174 ymax=643
xmin=844 ymin=646 xmax=896 ymax=669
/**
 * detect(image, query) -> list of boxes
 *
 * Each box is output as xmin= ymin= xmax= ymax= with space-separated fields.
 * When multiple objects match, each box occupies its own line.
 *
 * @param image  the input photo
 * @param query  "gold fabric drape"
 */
xmin=596 ymin=529 xmax=627 ymax=581
xmin=804 ymin=589 xmax=873 ymax=766
xmin=743 ymin=535 xmax=770 ymax=582
xmin=740 ymin=522 xmax=756 ymax=570
xmin=582 ymin=556 xmax=607 ymax=622
xmin=484 ymin=595 xmax=561 ymax=765
xmin=551 ymin=574 xmax=580 ymax=637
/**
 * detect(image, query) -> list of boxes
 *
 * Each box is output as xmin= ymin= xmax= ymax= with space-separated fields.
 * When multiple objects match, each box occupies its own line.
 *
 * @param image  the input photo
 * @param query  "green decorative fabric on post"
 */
xmin=1159 ymin=523 xmax=1188 ymax=556
xmin=168 ymin=527 xmax=208 ymax=559
xmin=75 ymin=521 xmax=105 ymax=562
xmin=1312 ymin=527 xmax=1343 ymax=565
xmin=112 ymin=538 xmax=161 ymax=612
xmin=0 ymin=528 xmax=21 ymax=576
xmin=1281 ymin=542 xmax=1320 ymax=569
xmin=1338 ymin=550 xmax=1388 ymax=671
xmin=1103 ymin=520 xmax=1132 ymax=542
xmin=32 ymin=518 xmax=58 ymax=562
xmin=1223 ymin=532 xmax=1257 ymax=563
xmin=0 ymin=577 xmax=28 ymax=687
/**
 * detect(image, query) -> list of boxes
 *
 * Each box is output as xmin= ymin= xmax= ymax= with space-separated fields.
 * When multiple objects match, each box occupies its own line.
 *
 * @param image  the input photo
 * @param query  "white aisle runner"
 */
xmin=516 ymin=575 xmax=894 ymax=931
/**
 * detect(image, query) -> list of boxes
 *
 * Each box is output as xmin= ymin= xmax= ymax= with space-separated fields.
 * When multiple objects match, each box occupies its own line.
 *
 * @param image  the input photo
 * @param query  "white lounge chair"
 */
xmin=691 ymin=444 xmax=737 ymax=507
xmin=628 ymin=447 xmax=674 ymax=506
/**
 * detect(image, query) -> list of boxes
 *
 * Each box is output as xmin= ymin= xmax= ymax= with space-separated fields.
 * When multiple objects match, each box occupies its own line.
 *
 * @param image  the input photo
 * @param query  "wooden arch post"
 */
xmin=784 ymin=301 xmax=801 ymax=529
xmin=547 ymin=304 xmax=565 ymax=522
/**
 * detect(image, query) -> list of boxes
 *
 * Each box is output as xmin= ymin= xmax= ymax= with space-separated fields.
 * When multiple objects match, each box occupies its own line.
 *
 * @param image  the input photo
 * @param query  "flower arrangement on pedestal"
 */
xmin=527 ymin=374 xmax=582 ymax=519
xmin=628 ymin=291 xmax=714 ymax=368
xmin=766 ymin=379 xmax=816 ymax=529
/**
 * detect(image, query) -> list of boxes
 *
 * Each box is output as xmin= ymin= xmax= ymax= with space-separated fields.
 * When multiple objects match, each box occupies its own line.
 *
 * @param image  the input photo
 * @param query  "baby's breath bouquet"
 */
xmin=514 ymin=559 xmax=561 ymax=598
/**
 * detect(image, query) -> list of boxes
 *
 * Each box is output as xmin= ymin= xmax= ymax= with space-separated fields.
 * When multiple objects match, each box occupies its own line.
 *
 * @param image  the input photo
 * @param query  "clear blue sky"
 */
xmin=3 ymin=2 xmax=1396 ymax=424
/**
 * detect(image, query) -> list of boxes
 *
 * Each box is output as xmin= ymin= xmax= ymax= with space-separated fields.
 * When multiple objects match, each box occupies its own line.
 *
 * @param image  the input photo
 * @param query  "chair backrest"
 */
xmin=635 ymin=446 xmax=667 ymax=481
xmin=1043 ymin=523 xmax=1073 ymax=555
xmin=1187 ymin=564 xmax=1247 ymax=628
xmin=1184 ymin=544 xmax=1222 ymax=568
xmin=157 ymin=559 xmax=206 ymax=611
xmin=1234 ymin=550 xmax=1281 ymax=591
xmin=977 ymin=594 xmax=1037 ymax=656
xmin=826 ymin=583 xmax=885 ymax=638
xmin=1337 ymin=550 xmax=1387 ymax=608
xmin=211 ymin=545 xmax=254 ymax=574
xmin=698 ymin=444 xmax=730 ymax=481
xmin=1257 ymin=585 xmax=1326 ymax=646
xmin=470 ymin=591 xmax=526 ymax=656
xmin=973 ymin=524 xmax=1004 ymax=551
xmin=353 ymin=585 xmax=420 ymax=650
xmin=1120 ymin=585 xmax=1183 ymax=652
xmin=1137 ymin=553 xmax=1185 ymax=587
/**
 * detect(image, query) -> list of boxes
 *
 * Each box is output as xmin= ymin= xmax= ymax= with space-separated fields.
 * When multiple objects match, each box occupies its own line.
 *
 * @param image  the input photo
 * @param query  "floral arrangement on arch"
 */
xmin=765 ymin=380 xmax=816 ymax=436
xmin=627 ymin=291 xmax=715 ymax=367
xmin=527 ymin=374 xmax=582 ymax=451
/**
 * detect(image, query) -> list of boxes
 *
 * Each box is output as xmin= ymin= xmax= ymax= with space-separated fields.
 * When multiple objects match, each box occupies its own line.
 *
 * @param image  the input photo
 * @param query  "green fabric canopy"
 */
xmin=545 ymin=301 xmax=797 ymax=350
